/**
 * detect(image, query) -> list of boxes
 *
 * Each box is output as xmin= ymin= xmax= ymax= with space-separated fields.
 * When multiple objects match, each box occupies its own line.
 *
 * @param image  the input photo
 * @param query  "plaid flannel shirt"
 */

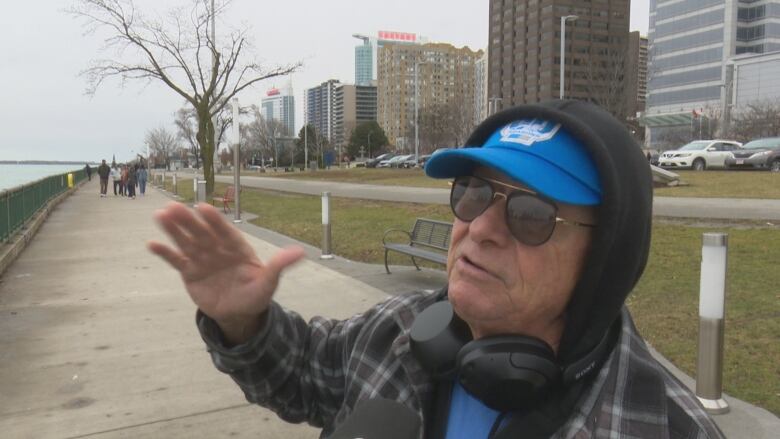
xmin=197 ymin=290 xmax=724 ymax=438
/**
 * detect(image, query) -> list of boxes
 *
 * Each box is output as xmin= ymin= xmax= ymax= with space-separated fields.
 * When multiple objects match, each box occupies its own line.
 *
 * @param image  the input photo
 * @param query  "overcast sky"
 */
xmin=1 ymin=0 xmax=649 ymax=163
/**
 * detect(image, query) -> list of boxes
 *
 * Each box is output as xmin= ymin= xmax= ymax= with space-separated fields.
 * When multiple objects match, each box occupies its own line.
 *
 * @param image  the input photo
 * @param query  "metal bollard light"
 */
xmin=192 ymin=178 xmax=199 ymax=206
xmin=196 ymin=180 xmax=206 ymax=206
xmin=320 ymin=191 xmax=334 ymax=259
xmin=696 ymin=233 xmax=730 ymax=414
xmin=192 ymin=178 xmax=206 ymax=207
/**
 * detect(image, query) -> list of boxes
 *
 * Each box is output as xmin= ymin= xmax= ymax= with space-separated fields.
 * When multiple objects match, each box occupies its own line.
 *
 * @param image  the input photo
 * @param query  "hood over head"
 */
xmin=425 ymin=99 xmax=653 ymax=363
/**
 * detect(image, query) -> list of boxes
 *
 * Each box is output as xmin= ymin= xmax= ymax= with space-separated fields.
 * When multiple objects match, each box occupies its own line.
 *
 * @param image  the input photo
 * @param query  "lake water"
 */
xmin=0 ymin=164 xmax=85 ymax=191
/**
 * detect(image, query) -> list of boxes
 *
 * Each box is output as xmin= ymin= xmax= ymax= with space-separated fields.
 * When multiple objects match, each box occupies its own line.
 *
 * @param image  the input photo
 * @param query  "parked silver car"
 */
xmin=378 ymin=154 xmax=414 ymax=168
xmin=725 ymin=137 xmax=780 ymax=172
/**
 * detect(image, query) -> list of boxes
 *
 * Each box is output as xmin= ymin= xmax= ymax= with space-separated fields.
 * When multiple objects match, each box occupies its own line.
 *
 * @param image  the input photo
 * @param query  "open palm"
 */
xmin=148 ymin=202 xmax=304 ymax=324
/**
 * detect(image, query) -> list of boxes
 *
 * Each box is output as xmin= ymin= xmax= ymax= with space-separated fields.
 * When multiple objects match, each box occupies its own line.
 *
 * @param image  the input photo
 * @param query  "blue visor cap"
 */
xmin=425 ymin=119 xmax=602 ymax=205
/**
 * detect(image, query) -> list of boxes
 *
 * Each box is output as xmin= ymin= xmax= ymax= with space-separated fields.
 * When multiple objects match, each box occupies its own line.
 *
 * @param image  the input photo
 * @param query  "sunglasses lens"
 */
xmin=451 ymin=177 xmax=493 ymax=221
xmin=507 ymin=194 xmax=556 ymax=246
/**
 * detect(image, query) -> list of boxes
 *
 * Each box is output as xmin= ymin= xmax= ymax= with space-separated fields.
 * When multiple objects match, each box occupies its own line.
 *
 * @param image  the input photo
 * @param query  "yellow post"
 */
xmin=67 ymin=173 xmax=74 ymax=188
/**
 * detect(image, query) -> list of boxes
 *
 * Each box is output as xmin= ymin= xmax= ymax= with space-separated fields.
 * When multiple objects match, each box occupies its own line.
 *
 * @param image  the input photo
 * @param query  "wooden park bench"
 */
xmin=382 ymin=218 xmax=453 ymax=274
xmin=212 ymin=185 xmax=235 ymax=213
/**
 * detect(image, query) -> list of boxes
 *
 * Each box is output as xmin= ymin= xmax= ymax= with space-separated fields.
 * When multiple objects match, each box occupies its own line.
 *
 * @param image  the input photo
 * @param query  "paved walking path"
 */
xmin=0 ymin=179 xmax=777 ymax=438
xmin=215 ymin=174 xmax=780 ymax=221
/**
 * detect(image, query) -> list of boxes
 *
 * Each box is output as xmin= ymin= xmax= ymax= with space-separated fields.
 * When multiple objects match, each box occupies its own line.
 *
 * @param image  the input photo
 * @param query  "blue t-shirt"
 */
xmin=445 ymin=382 xmax=504 ymax=439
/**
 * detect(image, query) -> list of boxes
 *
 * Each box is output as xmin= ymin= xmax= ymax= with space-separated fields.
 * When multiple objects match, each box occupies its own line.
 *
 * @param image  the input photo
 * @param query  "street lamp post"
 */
xmin=210 ymin=0 xmax=219 ymax=174
xmin=272 ymin=125 xmax=279 ymax=172
xmin=232 ymin=97 xmax=241 ymax=223
xmin=414 ymin=60 xmax=426 ymax=163
xmin=304 ymin=124 xmax=308 ymax=170
xmin=367 ymin=131 xmax=373 ymax=159
xmin=560 ymin=15 xmax=579 ymax=99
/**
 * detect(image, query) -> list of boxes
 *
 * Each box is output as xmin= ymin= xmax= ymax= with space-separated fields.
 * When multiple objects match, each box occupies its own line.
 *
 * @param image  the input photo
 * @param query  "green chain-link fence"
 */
xmin=0 ymin=169 xmax=86 ymax=243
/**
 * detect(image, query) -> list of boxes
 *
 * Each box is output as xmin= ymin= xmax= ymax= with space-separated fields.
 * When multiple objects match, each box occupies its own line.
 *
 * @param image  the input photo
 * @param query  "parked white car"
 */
xmin=659 ymin=140 xmax=742 ymax=171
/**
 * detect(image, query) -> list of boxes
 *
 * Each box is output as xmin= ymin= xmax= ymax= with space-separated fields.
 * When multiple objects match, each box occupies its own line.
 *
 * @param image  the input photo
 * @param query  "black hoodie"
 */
xmin=460 ymin=100 xmax=653 ymax=365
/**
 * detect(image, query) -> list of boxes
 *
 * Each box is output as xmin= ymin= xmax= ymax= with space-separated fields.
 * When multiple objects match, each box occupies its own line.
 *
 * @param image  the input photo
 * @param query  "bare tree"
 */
xmin=174 ymin=107 xmax=199 ymax=168
xmin=654 ymin=127 xmax=694 ymax=151
xmin=145 ymin=126 xmax=178 ymax=170
xmin=70 ymin=0 xmax=301 ymax=194
xmin=418 ymin=101 xmax=476 ymax=152
xmin=729 ymin=101 xmax=780 ymax=142
xmin=242 ymin=105 xmax=285 ymax=167
xmin=583 ymin=45 xmax=630 ymax=121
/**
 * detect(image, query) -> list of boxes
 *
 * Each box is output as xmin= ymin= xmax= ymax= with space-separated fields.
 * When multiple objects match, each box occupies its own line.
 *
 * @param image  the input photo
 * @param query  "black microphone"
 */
xmin=329 ymin=398 xmax=422 ymax=439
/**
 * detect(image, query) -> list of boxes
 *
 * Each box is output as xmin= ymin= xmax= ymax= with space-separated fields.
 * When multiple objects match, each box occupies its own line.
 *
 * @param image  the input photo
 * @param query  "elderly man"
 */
xmin=149 ymin=101 xmax=723 ymax=438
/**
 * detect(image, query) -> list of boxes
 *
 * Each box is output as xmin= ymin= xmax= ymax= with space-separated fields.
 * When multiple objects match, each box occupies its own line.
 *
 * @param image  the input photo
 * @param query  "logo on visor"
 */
xmin=499 ymin=119 xmax=561 ymax=146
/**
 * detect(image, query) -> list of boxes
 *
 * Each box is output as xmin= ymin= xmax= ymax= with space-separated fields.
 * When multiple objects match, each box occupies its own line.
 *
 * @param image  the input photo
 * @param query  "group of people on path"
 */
xmin=95 ymin=159 xmax=148 ymax=198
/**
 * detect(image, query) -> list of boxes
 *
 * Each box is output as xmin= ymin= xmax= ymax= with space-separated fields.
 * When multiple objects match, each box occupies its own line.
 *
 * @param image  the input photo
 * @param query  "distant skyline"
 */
xmin=2 ymin=0 xmax=649 ymax=162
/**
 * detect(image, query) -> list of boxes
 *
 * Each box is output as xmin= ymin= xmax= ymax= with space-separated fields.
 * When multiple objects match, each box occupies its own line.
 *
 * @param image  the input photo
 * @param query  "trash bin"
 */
xmin=67 ymin=173 xmax=74 ymax=188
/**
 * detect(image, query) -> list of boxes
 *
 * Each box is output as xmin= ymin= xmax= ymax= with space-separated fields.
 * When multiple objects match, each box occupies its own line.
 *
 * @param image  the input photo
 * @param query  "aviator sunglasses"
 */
xmin=449 ymin=175 xmax=597 ymax=246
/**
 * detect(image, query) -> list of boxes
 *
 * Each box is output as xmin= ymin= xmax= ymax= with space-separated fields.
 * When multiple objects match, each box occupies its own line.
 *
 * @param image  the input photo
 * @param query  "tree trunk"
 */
xmin=196 ymin=106 xmax=216 ymax=195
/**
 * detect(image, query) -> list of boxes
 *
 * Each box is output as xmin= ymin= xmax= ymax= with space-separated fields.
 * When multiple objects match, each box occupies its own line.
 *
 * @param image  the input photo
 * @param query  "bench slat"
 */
xmin=411 ymin=219 xmax=452 ymax=251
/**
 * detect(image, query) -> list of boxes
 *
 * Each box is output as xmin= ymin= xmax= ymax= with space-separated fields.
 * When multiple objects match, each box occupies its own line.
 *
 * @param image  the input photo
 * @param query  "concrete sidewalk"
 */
xmin=0 ymin=179 xmax=367 ymax=438
xmin=0 ymin=179 xmax=777 ymax=438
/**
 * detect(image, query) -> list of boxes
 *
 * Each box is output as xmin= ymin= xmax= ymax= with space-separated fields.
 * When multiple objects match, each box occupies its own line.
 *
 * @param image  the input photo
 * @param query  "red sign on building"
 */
xmin=266 ymin=88 xmax=280 ymax=96
xmin=378 ymin=30 xmax=416 ymax=42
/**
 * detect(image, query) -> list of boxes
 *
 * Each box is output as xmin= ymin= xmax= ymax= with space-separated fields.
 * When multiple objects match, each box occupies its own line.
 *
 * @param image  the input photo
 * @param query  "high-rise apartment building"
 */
xmin=353 ymin=31 xmax=427 ymax=86
xmin=645 ymin=0 xmax=780 ymax=146
xmin=332 ymin=84 xmax=378 ymax=149
xmin=260 ymin=82 xmax=295 ymax=137
xmin=377 ymin=42 xmax=483 ymax=152
xmin=304 ymin=79 xmax=341 ymax=142
xmin=626 ymin=32 xmax=649 ymax=117
xmin=487 ymin=0 xmax=630 ymax=118
xmin=475 ymin=49 xmax=489 ymax=123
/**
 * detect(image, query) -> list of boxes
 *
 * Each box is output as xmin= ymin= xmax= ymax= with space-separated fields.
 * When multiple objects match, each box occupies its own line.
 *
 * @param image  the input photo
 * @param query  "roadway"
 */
xmin=215 ymin=174 xmax=780 ymax=222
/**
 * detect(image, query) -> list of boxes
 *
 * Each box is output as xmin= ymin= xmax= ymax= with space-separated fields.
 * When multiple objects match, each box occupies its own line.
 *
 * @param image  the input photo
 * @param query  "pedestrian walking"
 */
xmin=127 ymin=165 xmax=137 ymax=199
xmin=137 ymin=164 xmax=148 ymax=196
xmin=85 ymin=164 xmax=92 ymax=181
xmin=110 ymin=165 xmax=121 ymax=196
xmin=120 ymin=165 xmax=128 ymax=196
xmin=96 ymin=160 xmax=110 ymax=197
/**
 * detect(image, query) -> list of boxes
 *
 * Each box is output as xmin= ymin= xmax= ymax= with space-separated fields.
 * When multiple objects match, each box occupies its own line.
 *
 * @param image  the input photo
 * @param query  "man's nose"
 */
xmin=468 ymin=193 xmax=512 ymax=244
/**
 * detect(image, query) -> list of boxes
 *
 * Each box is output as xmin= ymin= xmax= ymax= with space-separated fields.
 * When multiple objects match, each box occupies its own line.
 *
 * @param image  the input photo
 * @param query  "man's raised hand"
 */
xmin=147 ymin=202 xmax=305 ymax=343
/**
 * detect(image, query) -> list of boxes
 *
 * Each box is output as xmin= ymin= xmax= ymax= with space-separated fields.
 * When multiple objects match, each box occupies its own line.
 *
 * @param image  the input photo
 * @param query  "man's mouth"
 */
xmin=459 ymin=255 xmax=499 ymax=281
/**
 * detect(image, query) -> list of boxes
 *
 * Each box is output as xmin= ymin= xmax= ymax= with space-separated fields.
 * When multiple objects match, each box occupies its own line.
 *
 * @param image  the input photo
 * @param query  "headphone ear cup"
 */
xmin=410 ymin=301 xmax=471 ymax=379
xmin=456 ymin=336 xmax=561 ymax=411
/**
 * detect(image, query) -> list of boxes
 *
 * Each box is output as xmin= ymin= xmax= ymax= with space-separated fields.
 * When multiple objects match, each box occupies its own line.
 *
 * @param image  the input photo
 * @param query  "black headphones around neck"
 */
xmin=409 ymin=300 xmax=618 ymax=412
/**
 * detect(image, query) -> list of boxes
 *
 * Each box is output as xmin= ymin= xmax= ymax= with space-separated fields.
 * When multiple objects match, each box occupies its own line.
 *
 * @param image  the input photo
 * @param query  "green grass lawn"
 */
xmin=654 ymin=170 xmax=780 ymax=199
xmin=233 ymin=167 xmax=780 ymax=199
xmin=245 ymin=167 xmax=449 ymax=189
xmin=157 ymin=178 xmax=780 ymax=415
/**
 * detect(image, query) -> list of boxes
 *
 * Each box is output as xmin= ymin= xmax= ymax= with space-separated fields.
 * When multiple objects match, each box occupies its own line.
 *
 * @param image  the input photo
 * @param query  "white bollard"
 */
xmin=196 ymin=180 xmax=206 ymax=206
xmin=696 ymin=233 xmax=729 ymax=414
xmin=320 ymin=191 xmax=334 ymax=259
xmin=193 ymin=178 xmax=198 ymax=205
